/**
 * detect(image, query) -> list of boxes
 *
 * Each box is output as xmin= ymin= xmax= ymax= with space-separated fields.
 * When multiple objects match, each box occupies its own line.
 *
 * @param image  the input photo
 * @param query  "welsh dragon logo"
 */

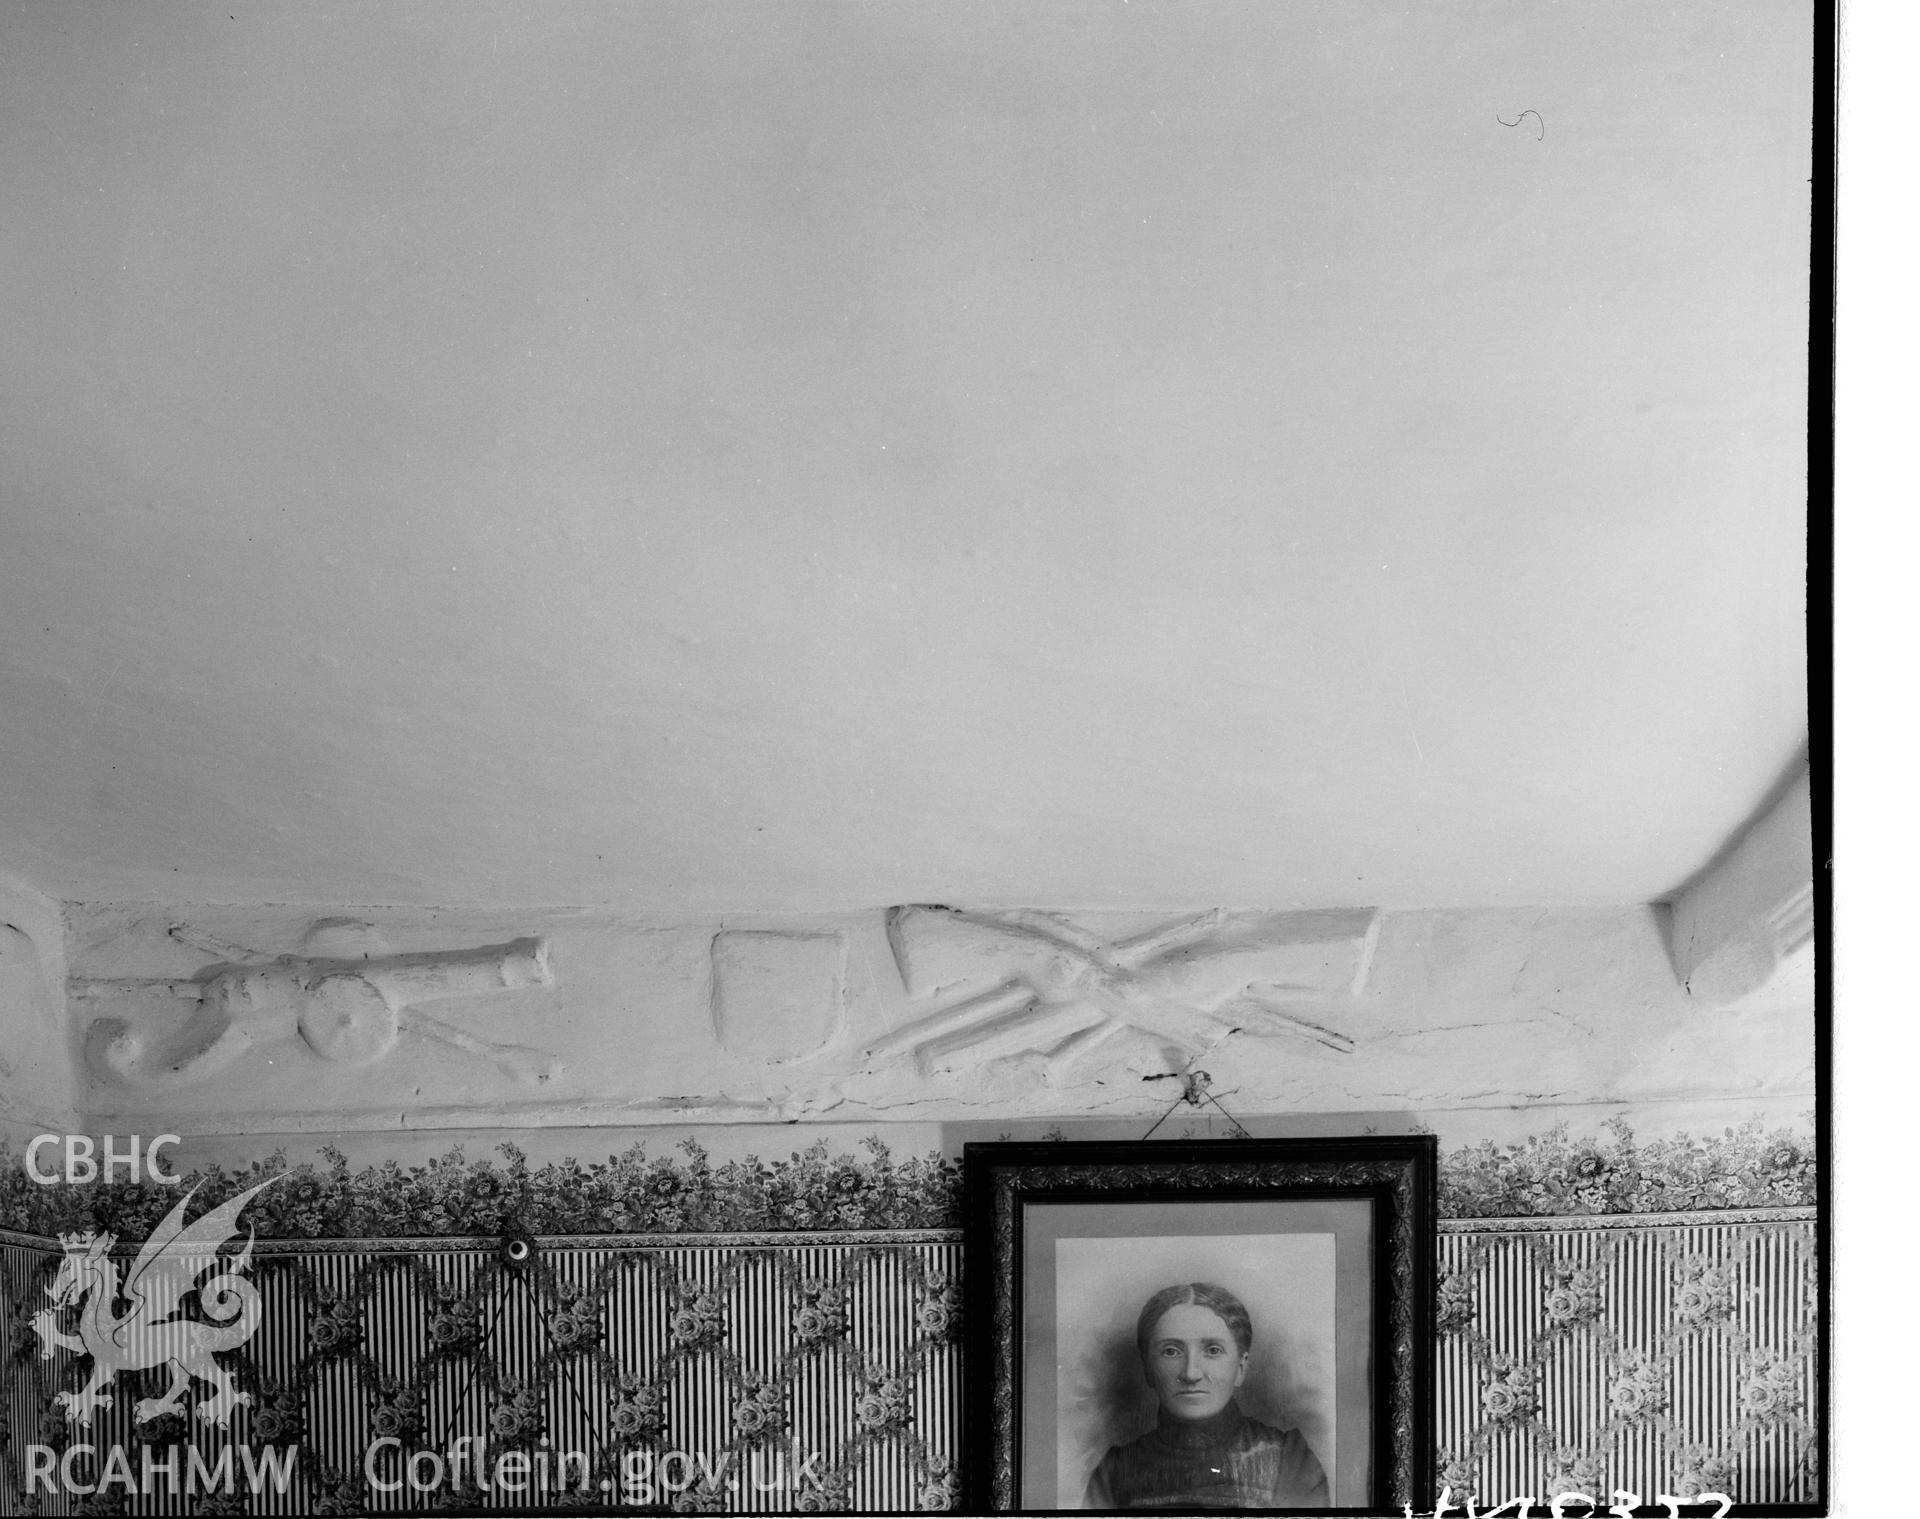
xmin=32 ymin=1176 xmax=280 ymax=1427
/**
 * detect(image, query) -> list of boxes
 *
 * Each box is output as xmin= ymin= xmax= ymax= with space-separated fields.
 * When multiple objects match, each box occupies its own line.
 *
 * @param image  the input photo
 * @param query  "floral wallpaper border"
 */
xmin=0 ymin=1120 xmax=1815 ymax=1242
xmin=1439 ymin=1117 xmax=1814 ymax=1219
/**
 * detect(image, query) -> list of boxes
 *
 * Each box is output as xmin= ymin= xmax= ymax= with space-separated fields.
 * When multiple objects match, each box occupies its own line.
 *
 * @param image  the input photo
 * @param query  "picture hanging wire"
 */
xmin=1139 ymin=1068 xmax=1251 ymax=1141
xmin=426 ymin=1227 xmax=615 ymax=1480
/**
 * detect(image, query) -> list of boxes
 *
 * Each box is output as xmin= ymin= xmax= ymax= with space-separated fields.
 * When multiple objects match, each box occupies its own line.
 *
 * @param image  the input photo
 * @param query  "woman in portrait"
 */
xmin=1081 ymin=1282 xmax=1330 ymax=1510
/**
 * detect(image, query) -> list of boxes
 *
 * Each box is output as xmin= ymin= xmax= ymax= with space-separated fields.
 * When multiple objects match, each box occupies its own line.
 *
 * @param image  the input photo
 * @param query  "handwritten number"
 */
xmin=1417 ymin=1491 xmax=1724 ymax=1519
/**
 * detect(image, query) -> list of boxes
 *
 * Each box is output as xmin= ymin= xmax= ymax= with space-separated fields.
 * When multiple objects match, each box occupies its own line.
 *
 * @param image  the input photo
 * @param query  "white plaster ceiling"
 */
xmin=0 ymin=2 xmax=1811 ymax=913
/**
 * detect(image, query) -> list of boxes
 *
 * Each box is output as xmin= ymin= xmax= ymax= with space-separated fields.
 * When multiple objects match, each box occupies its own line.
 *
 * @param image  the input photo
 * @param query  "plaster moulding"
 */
xmin=75 ymin=919 xmax=562 ymax=1092
xmin=867 ymin=905 xmax=1379 ymax=1074
xmin=0 ymin=873 xmax=75 ymax=1130
xmin=1666 ymin=766 xmax=1814 ymax=1008
xmin=54 ymin=899 xmax=1813 ymax=1137
xmin=709 ymin=929 xmax=846 ymax=1061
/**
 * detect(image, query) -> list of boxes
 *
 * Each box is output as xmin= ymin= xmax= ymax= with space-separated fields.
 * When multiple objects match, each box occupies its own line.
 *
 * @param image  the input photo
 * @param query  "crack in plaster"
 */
xmin=1373 ymin=1020 xmax=1513 ymax=1039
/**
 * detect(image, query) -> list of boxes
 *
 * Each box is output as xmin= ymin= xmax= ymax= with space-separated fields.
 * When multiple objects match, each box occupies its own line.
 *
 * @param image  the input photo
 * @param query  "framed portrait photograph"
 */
xmin=963 ymin=1136 xmax=1436 ymax=1514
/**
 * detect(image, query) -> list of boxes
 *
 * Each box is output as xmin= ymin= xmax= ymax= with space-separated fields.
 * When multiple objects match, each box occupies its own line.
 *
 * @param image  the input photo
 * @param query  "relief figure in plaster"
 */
xmin=76 ymin=922 xmax=561 ymax=1091
xmin=869 ymin=906 xmax=1367 ymax=1073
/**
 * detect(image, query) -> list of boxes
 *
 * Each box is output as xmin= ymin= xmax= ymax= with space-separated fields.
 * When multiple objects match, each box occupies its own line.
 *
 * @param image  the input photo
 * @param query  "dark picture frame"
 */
xmin=963 ymin=1136 xmax=1436 ymax=1514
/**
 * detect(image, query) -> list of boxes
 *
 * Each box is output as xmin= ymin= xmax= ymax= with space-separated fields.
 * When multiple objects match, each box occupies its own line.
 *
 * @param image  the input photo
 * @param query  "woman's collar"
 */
xmin=1151 ymin=1399 xmax=1247 ymax=1449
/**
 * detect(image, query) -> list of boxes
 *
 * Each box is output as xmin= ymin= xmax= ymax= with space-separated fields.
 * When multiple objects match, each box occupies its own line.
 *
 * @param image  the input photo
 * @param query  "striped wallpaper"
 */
xmin=2 ymin=1211 xmax=1817 ymax=1514
xmin=1434 ymin=1211 xmax=1819 ymax=1510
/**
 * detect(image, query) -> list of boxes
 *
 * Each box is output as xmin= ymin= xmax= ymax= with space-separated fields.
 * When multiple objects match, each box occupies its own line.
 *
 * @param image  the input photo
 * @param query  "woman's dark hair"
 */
xmin=1134 ymin=1282 xmax=1253 ymax=1359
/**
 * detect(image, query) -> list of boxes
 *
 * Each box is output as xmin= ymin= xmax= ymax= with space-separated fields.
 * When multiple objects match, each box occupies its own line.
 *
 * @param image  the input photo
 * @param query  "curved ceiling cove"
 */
xmin=0 ymin=3 xmax=1811 ymax=910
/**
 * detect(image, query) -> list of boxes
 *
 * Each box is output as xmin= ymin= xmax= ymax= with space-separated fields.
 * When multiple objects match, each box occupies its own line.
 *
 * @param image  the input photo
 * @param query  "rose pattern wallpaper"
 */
xmin=1 ymin=1122 xmax=1818 ymax=1513
xmin=0 ymin=1121 xmax=1815 ymax=1242
xmin=3 ymin=1235 xmax=962 ymax=1515
xmin=1434 ymin=1215 xmax=1819 ymax=1509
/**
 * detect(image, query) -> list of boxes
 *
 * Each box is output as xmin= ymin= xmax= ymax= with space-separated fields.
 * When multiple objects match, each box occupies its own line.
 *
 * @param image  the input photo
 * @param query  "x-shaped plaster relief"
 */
xmin=868 ymin=905 xmax=1370 ymax=1073
xmin=73 ymin=923 xmax=562 ymax=1091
